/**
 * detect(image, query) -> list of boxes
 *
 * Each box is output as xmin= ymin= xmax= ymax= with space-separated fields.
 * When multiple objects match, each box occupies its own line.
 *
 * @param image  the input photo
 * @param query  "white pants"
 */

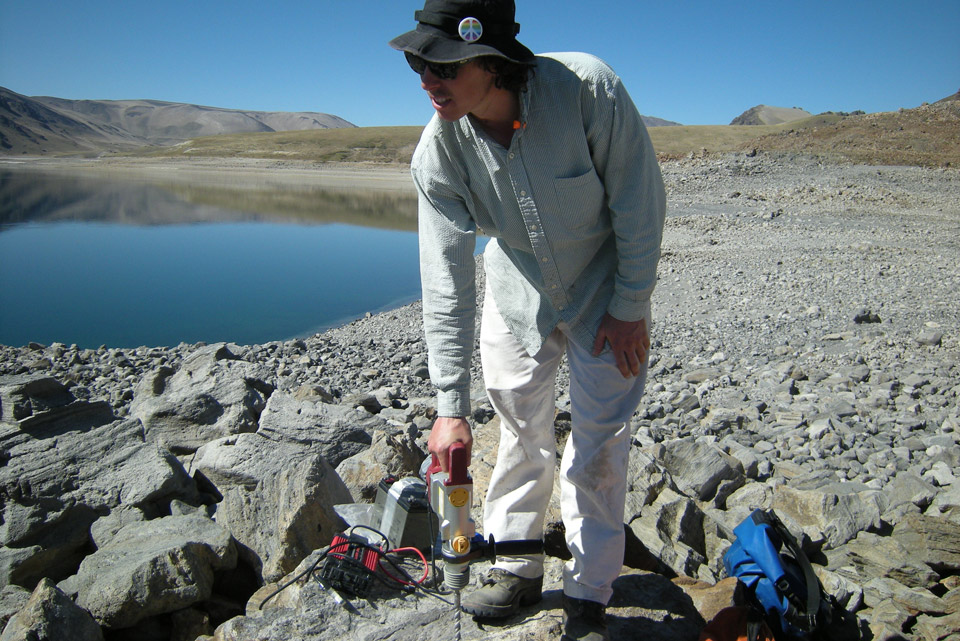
xmin=479 ymin=293 xmax=650 ymax=605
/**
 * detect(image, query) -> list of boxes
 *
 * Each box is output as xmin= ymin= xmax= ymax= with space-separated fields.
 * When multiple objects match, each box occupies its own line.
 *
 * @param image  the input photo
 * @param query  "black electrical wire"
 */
xmin=258 ymin=548 xmax=332 ymax=610
xmin=425 ymin=496 xmax=445 ymax=591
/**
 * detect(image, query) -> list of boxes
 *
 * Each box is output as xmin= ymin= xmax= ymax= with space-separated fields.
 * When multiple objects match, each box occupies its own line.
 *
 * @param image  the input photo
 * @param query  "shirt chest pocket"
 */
xmin=552 ymin=167 xmax=606 ymax=232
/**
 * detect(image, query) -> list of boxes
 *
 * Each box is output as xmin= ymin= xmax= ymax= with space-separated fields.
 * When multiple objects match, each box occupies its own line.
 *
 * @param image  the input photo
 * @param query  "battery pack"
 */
xmin=376 ymin=476 xmax=438 ymax=551
xmin=319 ymin=533 xmax=379 ymax=596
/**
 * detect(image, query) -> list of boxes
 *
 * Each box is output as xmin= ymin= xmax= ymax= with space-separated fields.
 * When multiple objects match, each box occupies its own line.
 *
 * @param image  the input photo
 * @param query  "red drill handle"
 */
xmin=447 ymin=441 xmax=471 ymax=486
xmin=427 ymin=441 xmax=471 ymax=486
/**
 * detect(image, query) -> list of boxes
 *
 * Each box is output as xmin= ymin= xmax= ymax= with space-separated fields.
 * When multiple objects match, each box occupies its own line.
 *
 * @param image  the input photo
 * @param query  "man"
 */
xmin=390 ymin=2 xmax=665 ymax=639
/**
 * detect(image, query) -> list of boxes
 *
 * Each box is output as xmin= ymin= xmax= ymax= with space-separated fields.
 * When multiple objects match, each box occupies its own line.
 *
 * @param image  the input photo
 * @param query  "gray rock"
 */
xmin=1 ymin=410 xmax=199 ymax=588
xmin=0 ymin=374 xmax=113 ymax=429
xmin=130 ymin=343 xmax=274 ymax=453
xmin=625 ymin=449 xmax=675 ymax=520
xmin=335 ymin=430 xmax=425 ymax=502
xmin=650 ymin=438 xmax=745 ymax=504
xmin=629 ymin=487 xmax=711 ymax=579
xmin=865 ymin=598 xmax=916 ymax=639
xmin=222 ymin=557 xmax=703 ymax=641
xmin=719 ymin=437 xmax=765 ymax=479
xmin=892 ymin=513 xmax=960 ymax=573
xmin=928 ymin=484 xmax=960 ymax=523
xmin=0 ymin=578 xmax=103 ymax=641
xmin=884 ymin=471 xmax=940 ymax=512
xmin=61 ymin=513 xmax=235 ymax=630
xmin=0 ymin=585 xmax=30 ymax=632
xmin=827 ymin=531 xmax=940 ymax=589
xmin=770 ymin=483 xmax=883 ymax=549
xmin=913 ymin=610 xmax=960 ymax=641
xmin=916 ymin=330 xmax=944 ymax=346
xmin=256 ymin=392 xmax=378 ymax=467
xmin=863 ymin=577 xmax=948 ymax=615
xmin=816 ymin=566 xmax=864 ymax=611
xmin=190 ymin=432 xmax=352 ymax=583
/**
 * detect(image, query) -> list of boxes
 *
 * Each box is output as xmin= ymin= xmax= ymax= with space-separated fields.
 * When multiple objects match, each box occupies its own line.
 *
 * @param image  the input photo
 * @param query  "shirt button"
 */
xmin=508 ymin=153 xmax=515 ymax=159
xmin=529 ymin=224 xmax=537 ymax=231
xmin=541 ymin=257 xmax=548 ymax=263
xmin=520 ymin=190 xmax=527 ymax=197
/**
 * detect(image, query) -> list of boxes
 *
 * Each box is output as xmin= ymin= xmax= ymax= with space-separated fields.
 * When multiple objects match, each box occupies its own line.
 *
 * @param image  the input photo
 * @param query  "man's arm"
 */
xmin=413 ymin=159 xmax=478 ymax=419
xmin=412 ymin=145 xmax=478 ymax=467
xmin=584 ymin=64 xmax=666 ymax=327
xmin=576 ymin=63 xmax=664 ymax=378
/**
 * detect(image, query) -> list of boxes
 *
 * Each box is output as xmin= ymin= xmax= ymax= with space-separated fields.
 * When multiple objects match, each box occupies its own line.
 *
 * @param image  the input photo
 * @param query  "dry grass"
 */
xmin=142 ymin=97 xmax=960 ymax=168
xmin=742 ymin=100 xmax=960 ymax=167
xmin=149 ymin=126 xmax=424 ymax=164
xmin=646 ymin=120 xmax=841 ymax=158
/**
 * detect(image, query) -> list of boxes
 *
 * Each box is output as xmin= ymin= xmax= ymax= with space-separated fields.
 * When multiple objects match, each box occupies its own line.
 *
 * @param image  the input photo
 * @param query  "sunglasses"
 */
xmin=405 ymin=52 xmax=469 ymax=80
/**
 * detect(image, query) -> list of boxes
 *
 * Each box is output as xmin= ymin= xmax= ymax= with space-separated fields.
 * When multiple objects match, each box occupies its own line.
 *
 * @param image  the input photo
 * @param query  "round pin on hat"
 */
xmin=458 ymin=17 xmax=482 ymax=42
xmin=389 ymin=0 xmax=535 ymax=66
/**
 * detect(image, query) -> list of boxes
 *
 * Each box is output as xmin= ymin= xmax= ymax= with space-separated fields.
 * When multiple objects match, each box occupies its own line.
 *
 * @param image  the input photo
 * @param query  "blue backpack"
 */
xmin=723 ymin=509 xmax=840 ymax=640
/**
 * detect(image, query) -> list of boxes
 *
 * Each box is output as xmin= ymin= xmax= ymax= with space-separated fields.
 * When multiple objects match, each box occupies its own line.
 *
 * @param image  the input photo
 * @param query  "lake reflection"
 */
xmin=0 ymin=167 xmax=426 ymax=348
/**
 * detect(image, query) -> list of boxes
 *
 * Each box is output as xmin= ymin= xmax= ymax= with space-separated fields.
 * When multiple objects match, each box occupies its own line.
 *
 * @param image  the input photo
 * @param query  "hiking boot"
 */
xmin=459 ymin=568 xmax=543 ymax=619
xmin=561 ymin=594 xmax=609 ymax=641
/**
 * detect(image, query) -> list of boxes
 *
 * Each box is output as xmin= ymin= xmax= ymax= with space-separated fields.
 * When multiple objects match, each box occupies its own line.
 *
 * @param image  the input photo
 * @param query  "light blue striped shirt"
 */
xmin=412 ymin=52 xmax=666 ymax=417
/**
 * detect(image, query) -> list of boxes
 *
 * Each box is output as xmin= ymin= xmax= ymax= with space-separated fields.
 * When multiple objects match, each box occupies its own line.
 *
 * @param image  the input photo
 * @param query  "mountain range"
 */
xmin=0 ymin=86 xmax=692 ymax=156
xmin=0 ymin=87 xmax=355 ymax=155
xmin=1 ymin=85 xmax=871 ymax=157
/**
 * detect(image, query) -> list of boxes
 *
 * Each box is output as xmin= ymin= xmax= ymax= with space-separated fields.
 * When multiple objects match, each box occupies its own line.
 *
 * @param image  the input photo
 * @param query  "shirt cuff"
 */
xmin=607 ymin=295 xmax=652 ymax=323
xmin=437 ymin=388 xmax=472 ymax=418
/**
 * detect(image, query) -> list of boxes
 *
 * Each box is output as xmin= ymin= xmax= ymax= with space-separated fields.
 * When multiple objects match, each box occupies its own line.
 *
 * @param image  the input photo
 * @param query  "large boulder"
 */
xmin=0 ymin=578 xmax=103 ymax=641
xmin=0 ymin=377 xmax=200 ymax=589
xmin=650 ymin=438 xmax=745 ymax=506
xmin=628 ymin=487 xmax=716 ymax=581
xmin=256 ymin=391 xmax=380 ymax=467
xmin=826 ymin=531 xmax=941 ymax=590
xmin=219 ymin=557 xmax=704 ymax=641
xmin=891 ymin=513 xmax=960 ymax=574
xmin=625 ymin=448 xmax=676 ymax=521
xmin=59 ymin=514 xmax=236 ymax=630
xmin=0 ymin=585 xmax=30 ymax=631
xmin=770 ymin=483 xmax=884 ymax=550
xmin=129 ymin=344 xmax=275 ymax=454
xmin=190 ymin=432 xmax=353 ymax=583
xmin=0 ymin=374 xmax=113 ymax=430
xmin=335 ymin=430 xmax=425 ymax=502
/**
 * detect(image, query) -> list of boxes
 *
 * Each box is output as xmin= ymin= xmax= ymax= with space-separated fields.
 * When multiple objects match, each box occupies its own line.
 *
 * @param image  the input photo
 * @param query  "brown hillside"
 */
xmin=743 ymin=96 xmax=960 ymax=167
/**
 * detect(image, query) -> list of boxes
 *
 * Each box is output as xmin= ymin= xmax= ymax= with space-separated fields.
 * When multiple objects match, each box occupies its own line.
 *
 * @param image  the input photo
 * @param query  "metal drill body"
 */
xmin=426 ymin=443 xmax=474 ymax=640
xmin=427 ymin=444 xmax=475 ymax=590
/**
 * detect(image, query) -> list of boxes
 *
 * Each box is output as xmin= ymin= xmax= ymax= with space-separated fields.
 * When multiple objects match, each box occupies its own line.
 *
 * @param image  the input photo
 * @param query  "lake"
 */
xmin=0 ymin=163 xmax=461 ymax=349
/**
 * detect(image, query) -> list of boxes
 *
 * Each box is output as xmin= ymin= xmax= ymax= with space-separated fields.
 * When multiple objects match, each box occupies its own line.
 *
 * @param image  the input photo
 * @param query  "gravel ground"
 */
xmin=3 ymin=151 xmax=959 ymax=488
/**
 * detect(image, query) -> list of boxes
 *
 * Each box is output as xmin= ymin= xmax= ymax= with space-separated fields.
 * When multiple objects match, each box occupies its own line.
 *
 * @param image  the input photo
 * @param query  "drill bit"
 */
xmin=454 ymin=589 xmax=462 ymax=641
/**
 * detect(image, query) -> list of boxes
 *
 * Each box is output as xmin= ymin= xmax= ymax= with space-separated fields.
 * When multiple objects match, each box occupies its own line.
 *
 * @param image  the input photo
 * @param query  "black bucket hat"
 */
xmin=389 ymin=0 xmax=535 ymax=64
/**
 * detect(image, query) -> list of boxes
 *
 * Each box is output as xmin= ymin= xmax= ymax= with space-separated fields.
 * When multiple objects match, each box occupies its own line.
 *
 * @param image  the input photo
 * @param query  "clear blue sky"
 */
xmin=2 ymin=0 xmax=957 ymax=127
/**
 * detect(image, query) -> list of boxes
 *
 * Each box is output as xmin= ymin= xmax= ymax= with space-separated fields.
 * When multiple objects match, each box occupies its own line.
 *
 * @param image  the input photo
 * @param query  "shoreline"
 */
xmin=3 ymin=151 xmax=958 ymax=354
xmin=0 ymin=155 xmax=417 ymax=193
